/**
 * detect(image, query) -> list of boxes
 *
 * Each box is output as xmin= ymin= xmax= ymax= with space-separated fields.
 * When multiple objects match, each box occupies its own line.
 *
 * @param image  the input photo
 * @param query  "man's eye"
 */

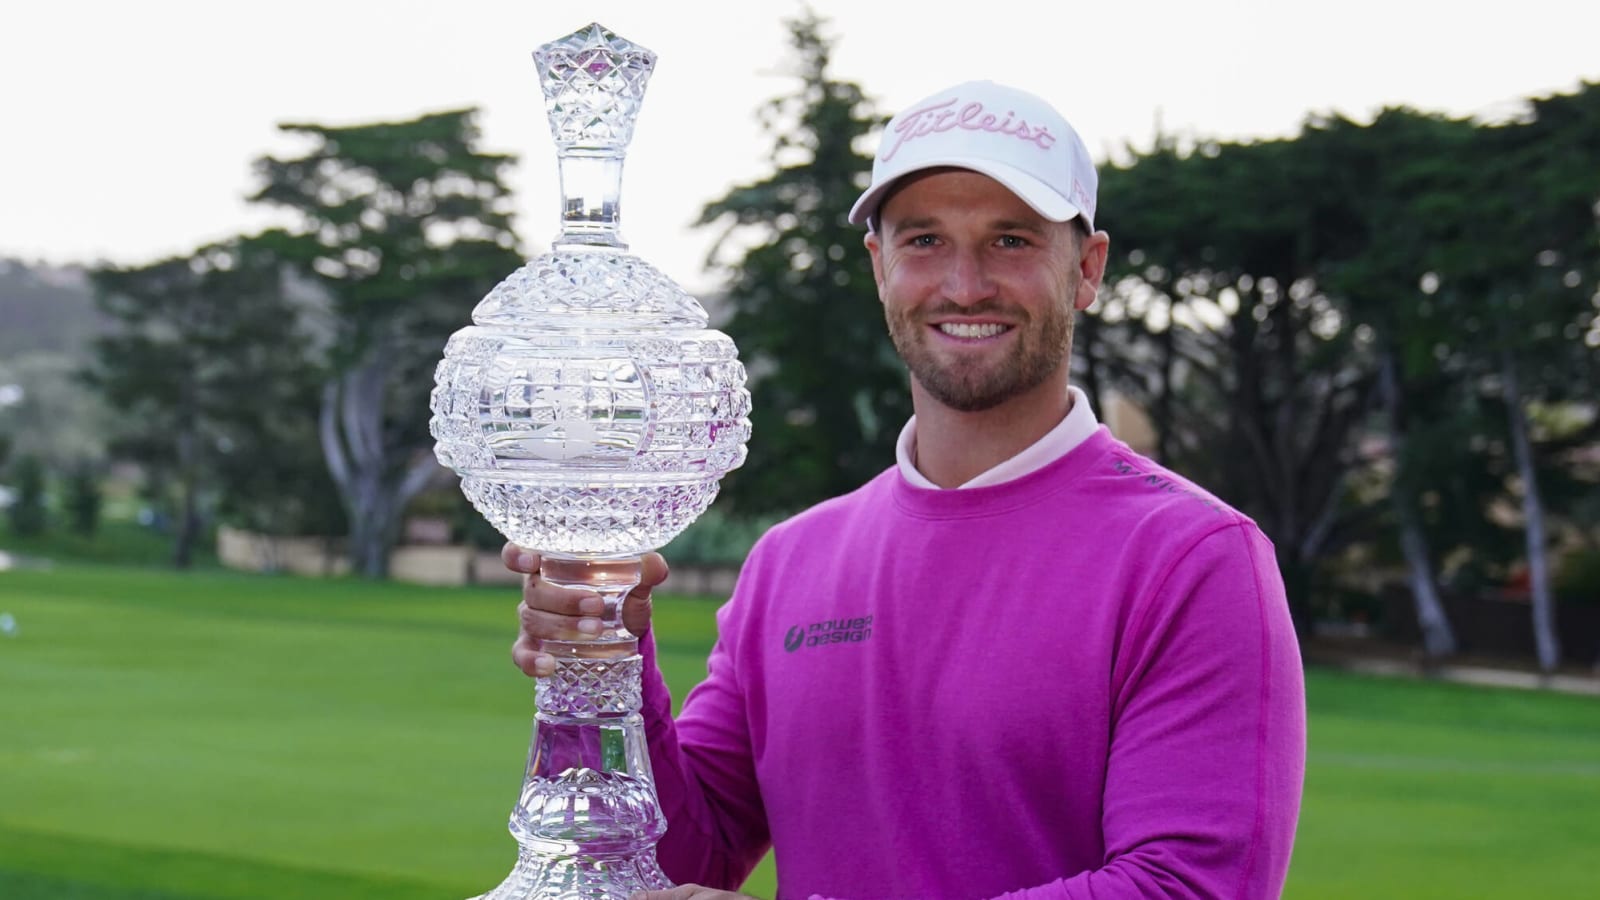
xmin=998 ymin=234 xmax=1030 ymax=248
xmin=907 ymin=234 xmax=939 ymax=247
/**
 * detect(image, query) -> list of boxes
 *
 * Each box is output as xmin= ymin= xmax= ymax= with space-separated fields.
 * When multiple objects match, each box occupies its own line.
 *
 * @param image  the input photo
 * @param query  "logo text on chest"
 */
xmin=783 ymin=615 xmax=874 ymax=653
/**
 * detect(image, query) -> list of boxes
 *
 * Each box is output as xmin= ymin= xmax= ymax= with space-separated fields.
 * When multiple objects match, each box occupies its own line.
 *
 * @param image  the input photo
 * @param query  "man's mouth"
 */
xmin=936 ymin=322 xmax=1010 ymax=339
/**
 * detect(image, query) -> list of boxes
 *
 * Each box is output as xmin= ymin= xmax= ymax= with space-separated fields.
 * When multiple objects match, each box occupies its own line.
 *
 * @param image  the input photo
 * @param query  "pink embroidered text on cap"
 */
xmin=881 ymin=97 xmax=1058 ymax=162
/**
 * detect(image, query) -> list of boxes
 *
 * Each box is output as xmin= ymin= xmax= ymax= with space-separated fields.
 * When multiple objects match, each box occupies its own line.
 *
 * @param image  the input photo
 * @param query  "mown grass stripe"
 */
xmin=0 ymin=824 xmax=458 ymax=900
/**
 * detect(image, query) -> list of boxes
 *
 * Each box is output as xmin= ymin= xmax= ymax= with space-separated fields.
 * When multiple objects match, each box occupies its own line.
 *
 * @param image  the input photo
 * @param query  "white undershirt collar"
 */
xmin=895 ymin=385 xmax=1099 ymax=489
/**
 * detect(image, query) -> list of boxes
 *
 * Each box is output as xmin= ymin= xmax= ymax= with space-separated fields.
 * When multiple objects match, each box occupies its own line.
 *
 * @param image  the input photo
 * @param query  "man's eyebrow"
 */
xmin=886 ymin=215 xmax=939 ymax=235
xmin=887 ymin=216 xmax=1049 ymax=236
xmin=992 ymin=218 xmax=1047 ymax=234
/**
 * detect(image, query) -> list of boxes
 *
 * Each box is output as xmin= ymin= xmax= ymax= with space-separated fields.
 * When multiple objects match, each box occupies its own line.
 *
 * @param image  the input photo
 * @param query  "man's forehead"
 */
xmin=877 ymin=168 xmax=1050 ymax=229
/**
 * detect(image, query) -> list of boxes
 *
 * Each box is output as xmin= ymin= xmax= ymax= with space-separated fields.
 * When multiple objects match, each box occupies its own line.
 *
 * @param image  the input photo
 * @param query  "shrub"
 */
xmin=1554 ymin=548 xmax=1600 ymax=605
xmin=65 ymin=461 xmax=102 ymax=537
xmin=6 ymin=455 xmax=47 ymax=537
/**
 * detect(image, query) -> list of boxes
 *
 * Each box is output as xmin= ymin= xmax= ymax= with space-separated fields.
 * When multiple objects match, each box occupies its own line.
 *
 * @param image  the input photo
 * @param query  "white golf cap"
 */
xmin=849 ymin=80 xmax=1098 ymax=231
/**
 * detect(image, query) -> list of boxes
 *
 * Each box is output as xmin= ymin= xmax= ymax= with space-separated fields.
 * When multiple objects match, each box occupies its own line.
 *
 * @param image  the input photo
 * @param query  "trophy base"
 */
xmin=469 ymin=847 xmax=671 ymax=900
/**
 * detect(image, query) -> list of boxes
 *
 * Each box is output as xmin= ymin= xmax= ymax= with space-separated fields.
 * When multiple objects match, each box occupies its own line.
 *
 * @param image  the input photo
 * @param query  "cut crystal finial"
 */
xmin=533 ymin=23 xmax=656 ymax=151
xmin=531 ymin=23 xmax=656 ymax=250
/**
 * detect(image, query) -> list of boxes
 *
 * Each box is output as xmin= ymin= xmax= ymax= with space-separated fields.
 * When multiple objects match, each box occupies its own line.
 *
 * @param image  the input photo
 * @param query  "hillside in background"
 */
xmin=0 ymin=258 xmax=108 ymax=463
xmin=0 ymin=258 xmax=102 ymax=359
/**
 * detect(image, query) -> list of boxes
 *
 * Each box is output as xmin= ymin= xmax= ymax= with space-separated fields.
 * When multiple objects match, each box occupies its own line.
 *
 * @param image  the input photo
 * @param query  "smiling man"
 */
xmin=510 ymin=80 xmax=1306 ymax=900
xmin=865 ymin=164 xmax=1104 ymax=487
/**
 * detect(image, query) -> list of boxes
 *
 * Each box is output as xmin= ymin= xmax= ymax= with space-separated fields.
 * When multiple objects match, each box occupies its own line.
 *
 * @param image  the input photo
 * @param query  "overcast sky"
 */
xmin=4 ymin=0 xmax=1598 ymax=292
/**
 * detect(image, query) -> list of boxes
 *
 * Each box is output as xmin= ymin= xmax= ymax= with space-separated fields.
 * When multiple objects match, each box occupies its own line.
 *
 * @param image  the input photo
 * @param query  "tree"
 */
xmin=88 ymin=236 xmax=320 ymax=567
xmin=1095 ymin=136 xmax=1377 ymax=634
xmin=1306 ymin=108 xmax=1479 ymax=659
xmin=1432 ymin=83 xmax=1600 ymax=672
xmin=251 ymin=109 xmax=523 ymax=577
xmin=65 ymin=461 xmax=102 ymax=537
xmin=6 ymin=455 xmax=47 ymax=537
xmin=696 ymin=10 xmax=897 ymax=516
xmin=90 ymin=250 xmax=226 ymax=566
xmin=1306 ymin=88 xmax=1600 ymax=669
xmin=1079 ymin=84 xmax=1600 ymax=665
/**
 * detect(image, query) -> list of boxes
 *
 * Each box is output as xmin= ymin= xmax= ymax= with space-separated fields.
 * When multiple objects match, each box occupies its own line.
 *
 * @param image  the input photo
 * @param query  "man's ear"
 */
xmin=1075 ymin=231 xmax=1111 ymax=312
xmin=864 ymin=231 xmax=886 ymax=297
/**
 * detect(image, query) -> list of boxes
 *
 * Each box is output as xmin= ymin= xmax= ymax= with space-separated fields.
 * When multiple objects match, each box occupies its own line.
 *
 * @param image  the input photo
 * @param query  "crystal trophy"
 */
xmin=428 ymin=22 xmax=751 ymax=899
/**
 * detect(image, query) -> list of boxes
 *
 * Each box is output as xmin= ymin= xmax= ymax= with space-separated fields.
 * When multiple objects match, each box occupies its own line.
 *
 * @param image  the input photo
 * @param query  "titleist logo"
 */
xmin=882 ymin=97 xmax=1057 ymax=162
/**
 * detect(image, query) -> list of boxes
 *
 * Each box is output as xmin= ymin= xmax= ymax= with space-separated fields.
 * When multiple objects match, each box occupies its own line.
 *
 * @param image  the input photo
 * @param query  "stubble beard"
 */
xmin=887 ymin=294 xmax=1076 ymax=413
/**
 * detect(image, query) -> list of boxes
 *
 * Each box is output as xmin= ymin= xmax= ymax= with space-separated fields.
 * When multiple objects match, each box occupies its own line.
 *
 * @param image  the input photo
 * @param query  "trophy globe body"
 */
xmin=428 ymin=23 xmax=750 ymax=899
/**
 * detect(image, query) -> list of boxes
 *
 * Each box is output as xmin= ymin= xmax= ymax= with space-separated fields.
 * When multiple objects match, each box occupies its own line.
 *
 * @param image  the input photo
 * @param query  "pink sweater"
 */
xmin=639 ymin=427 xmax=1305 ymax=898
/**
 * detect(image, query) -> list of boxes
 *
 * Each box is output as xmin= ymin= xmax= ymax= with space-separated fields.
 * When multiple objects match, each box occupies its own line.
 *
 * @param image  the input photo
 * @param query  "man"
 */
xmin=508 ymin=80 xmax=1306 ymax=899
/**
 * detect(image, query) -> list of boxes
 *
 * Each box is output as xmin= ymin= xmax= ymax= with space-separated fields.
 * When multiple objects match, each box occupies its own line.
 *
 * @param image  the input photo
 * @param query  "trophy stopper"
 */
xmin=533 ymin=24 xmax=656 ymax=250
xmin=535 ymin=24 xmax=655 ymax=152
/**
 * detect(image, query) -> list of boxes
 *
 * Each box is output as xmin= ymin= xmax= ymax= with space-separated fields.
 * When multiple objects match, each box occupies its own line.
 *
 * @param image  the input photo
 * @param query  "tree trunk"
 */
xmin=348 ymin=466 xmax=410 ymax=580
xmin=319 ymin=347 xmax=443 ymax=580
xmin=1395 ymin=504 xmax=1455 ymax=658
xmin=172 ymin=428 xmax=199 ymax=570
xmin=173 ymin=473 xmax=199 ymax=570
xmin=1379 ymin=349 xmax=1456 ymax=658
xmin=1501 ymin=350 xmax=1559 ymax=672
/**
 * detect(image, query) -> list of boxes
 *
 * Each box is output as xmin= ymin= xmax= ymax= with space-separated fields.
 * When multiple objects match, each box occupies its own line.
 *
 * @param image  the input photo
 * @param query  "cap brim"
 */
xmin=848 ymin=157 xmax=1082 ymax=228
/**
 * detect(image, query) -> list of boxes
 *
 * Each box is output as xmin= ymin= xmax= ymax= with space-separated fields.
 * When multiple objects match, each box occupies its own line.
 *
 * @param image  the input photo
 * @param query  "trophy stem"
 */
xmin=470 ymin=553 xmax=672 ymax=899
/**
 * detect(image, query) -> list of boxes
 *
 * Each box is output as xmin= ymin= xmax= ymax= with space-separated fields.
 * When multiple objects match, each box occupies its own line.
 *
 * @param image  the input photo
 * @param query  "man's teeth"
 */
xmin=938 ymin=322 xmax=1008 ymax=339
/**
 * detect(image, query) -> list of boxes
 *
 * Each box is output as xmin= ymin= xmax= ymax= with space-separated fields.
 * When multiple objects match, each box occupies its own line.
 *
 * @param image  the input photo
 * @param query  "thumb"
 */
xmin=623 ymin=552 xmax=668 ymax=637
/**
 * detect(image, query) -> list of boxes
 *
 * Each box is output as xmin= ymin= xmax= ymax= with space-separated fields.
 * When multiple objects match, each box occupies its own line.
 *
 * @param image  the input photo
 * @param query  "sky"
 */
xmin=4 ymin=0 xmax=1599 ymax=294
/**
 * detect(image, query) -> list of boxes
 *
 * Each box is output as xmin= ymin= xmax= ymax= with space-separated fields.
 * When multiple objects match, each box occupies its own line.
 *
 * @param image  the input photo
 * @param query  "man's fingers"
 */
xmin=507 ymin=546 xmax=667 ymax=668
xmin=519 ymin=600 xmax=604 ymax=641
xmin=501 ymin=542 xmax=541 ymax=574
xmin=511 ymin=632 xmax=555 ymax=677
xmin=526 ymin=578 xmax=606 ymax=618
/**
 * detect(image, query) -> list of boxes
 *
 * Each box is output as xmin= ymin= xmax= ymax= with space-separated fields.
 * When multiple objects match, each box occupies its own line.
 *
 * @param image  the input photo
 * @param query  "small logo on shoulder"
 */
xmin=782 ymin=615 xmax=874 ymax=653
xmin=1110 ymin=455 xmax=1225 ymax=515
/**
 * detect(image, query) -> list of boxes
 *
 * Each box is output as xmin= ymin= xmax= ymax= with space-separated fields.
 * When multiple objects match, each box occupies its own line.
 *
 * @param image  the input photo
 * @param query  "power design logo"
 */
xmin=783 ymin=615 xmax=874 ymax=653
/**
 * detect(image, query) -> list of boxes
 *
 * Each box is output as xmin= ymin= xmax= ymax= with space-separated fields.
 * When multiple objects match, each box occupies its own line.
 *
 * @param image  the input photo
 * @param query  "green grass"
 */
xmin=0 ymin=563 xmax=1595 ymax=898
xmin=1293 ymin=669 xmax=1599 ymax=897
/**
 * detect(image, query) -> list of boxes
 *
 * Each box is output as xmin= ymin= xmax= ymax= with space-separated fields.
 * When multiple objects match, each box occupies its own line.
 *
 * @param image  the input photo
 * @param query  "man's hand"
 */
xmin=630 ymin=887 xmax=757 ymax=900
xmin=504 ymin=543 xmax=669 ymax=677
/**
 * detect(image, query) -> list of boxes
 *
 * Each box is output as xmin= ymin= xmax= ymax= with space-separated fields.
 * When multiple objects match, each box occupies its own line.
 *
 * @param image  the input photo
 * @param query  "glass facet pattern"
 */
xmin=532 ymin=24 xmax=655 ymax=152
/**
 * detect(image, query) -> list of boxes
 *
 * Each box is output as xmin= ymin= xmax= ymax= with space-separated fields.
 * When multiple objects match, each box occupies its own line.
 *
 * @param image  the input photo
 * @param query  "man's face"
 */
xmin=864 ymin=169 xmax=1108 ymax=414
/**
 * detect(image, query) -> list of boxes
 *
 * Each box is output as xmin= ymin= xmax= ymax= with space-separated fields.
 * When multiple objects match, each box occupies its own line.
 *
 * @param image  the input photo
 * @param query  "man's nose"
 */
xmin=941 ymin=248 xmax=998 ymax=306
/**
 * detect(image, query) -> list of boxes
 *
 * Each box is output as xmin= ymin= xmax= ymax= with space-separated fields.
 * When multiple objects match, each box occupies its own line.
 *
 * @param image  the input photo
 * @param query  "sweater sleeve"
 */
xmin=638 ymin=599 xmax=771 ymax=889
xmin=991 ymin=521 xmax=1306 ymax=900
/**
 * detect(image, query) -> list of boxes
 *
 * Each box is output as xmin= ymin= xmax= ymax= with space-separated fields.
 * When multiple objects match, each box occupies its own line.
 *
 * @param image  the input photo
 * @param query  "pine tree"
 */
xmin=698 ymin=11 xmax=898 ymax=515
